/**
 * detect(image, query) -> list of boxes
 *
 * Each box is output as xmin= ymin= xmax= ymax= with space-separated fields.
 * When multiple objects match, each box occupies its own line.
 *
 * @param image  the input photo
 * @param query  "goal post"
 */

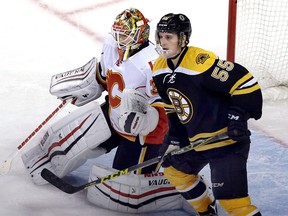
xmin=227 ymin=0 xmax=288 ymax=100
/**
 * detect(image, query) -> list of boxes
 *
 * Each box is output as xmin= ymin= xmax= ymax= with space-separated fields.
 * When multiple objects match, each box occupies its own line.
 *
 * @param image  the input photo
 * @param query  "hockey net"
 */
xmin=227 ymin=0 xmax=288 ymax=100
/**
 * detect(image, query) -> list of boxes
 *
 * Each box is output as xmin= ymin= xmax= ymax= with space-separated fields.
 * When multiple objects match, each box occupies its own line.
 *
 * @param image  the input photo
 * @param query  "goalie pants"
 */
xmin=98 ymin=98 xmax=161 ymax=174
xmin=167 ymin=140 xmax=250 ymax=199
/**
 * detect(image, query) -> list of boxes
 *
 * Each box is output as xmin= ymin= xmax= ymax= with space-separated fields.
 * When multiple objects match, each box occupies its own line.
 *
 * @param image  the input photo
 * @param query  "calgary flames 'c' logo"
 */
xmin=167 ymin=88 xmax=193 ymax=124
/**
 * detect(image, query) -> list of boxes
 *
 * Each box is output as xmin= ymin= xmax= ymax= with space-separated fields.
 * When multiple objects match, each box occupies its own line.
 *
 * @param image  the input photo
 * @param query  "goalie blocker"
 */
xmin=21 ymin=100 xmax=111 ymax=185
xmin=50 ymin=57 xmax=103 ymax=107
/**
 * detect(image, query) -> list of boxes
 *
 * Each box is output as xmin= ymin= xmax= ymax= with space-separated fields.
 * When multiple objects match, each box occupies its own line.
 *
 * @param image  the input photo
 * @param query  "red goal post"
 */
xmin=227 ymin=0 xmax=288 ymax=100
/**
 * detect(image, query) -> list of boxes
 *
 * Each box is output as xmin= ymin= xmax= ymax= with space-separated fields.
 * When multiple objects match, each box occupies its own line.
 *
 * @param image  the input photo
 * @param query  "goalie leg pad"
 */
xmin=21 ymin=144 xmax=54 ymax=185
xmin=87 ymin=163 xmax=187 ymax=213
xmin=21 ymin=100 xmax=111 ymax=185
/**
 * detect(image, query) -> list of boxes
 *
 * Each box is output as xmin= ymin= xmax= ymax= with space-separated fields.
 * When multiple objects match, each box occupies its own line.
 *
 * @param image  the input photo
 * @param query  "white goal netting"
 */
xmin=235 ymin=0 xmax=288 ymax=100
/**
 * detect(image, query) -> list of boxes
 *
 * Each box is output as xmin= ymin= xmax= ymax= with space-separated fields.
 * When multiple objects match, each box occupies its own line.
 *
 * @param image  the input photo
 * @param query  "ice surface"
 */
xmin=0 ymin=0 xmax=287 ymax=215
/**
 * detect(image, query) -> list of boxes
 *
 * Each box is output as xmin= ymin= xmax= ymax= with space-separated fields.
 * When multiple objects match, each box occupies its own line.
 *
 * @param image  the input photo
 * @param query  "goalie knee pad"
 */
xmin=87 ymin=163 xmax=187 ymax=214
xmin=21 ymin=100 xmax=111 ymax=185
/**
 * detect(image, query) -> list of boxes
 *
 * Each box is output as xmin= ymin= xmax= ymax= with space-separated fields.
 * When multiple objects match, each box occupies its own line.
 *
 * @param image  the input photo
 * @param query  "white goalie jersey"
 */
xmin=98 ymin=34 xmax=162 ymax=138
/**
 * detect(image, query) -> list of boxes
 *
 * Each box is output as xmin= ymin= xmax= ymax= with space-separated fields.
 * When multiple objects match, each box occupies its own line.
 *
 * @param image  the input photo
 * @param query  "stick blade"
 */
xmin=0 ymin=159 xmax=12 ymax=175
xmin=41 ymin=168 xmax=83 ymax=194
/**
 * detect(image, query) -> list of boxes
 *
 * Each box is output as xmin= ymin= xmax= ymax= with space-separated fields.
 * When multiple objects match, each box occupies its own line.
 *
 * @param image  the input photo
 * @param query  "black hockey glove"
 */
xmin=227 ymin=106 xmax=251 ymax=142
xmin=159 ymin=135 xmax=181 ymax=168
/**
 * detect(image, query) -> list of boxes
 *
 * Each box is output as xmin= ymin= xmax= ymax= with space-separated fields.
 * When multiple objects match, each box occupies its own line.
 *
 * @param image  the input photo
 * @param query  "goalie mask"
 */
xmin=155 ymin=13 xmax=192 ymax=59
xmin=111 ymin=8 xmax=150 ymax=63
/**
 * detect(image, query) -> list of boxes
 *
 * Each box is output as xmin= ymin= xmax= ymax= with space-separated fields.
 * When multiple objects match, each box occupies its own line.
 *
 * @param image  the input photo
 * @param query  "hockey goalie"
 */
xmin=20 ymin=8 xmax=198 ymax=214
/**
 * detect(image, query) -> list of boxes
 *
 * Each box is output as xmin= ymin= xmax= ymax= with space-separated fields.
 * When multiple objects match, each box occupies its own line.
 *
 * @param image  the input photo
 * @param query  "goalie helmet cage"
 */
xmin=227 ymin=0 xmax=288 ymax=100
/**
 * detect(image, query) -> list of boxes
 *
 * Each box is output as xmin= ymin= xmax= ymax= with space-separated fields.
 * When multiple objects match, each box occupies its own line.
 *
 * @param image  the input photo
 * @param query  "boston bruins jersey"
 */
xmin=152 ymin=46 xmax=263 ymax=150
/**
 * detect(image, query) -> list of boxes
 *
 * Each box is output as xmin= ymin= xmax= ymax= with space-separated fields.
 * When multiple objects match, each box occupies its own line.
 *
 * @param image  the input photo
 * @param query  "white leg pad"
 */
xmin=87 ymin=163 xmax=188 ymax=213
xmin=21 ymin=100 xmax=111 ymax=185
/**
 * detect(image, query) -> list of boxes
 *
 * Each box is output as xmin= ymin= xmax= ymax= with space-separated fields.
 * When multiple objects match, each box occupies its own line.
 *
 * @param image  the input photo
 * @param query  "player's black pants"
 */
xmin=166 ymin=141 xmax=250 ymax=199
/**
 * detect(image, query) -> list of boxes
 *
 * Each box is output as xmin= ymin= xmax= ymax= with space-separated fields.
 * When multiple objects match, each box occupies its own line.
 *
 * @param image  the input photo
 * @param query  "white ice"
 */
xmin=0 ymin=0 xmax=287 ymax=215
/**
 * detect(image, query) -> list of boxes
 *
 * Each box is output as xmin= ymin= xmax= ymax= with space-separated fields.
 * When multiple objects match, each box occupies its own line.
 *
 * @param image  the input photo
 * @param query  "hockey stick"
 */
xmin=41 ymin=132 xmax=228 ymax=194
xmin=0 ymin=99 xmax=70 ymax=175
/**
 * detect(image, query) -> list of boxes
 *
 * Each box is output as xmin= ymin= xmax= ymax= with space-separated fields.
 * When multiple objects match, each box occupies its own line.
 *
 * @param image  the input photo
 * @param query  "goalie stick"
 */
xmin=41 ymin=132 xmax=228 ymax=194
xmin=0 ymin=99 xmax=70 ymax=175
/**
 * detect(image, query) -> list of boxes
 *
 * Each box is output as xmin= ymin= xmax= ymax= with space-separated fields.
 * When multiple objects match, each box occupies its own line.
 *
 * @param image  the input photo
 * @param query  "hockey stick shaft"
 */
xmin=0 ymin=99 xmax=70 ymax=175
xmin=41 ymin=132 xmax=228 ymax=194
xmin=18 ymin=99 xmax=69 ymax=150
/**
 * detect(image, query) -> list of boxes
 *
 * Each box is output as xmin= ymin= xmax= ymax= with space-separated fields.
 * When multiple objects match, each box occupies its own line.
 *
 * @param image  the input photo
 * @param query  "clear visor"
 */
xmin=155 ymin=44 xmax=176 ymax=59
xmin=155 ymin=30 xmax=181 ymax=59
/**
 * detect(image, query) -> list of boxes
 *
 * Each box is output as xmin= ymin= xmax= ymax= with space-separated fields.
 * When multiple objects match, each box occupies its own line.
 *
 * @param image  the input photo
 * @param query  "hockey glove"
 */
xmin=159 ymin=135 xmax=181 ymax=168
xmin=50 ymin=57 xmax=103 ymax=106
xmin=118 ymin=89 xmax=159 ymax=137
xmin=227 ymin=106 xmax=251 ymax=142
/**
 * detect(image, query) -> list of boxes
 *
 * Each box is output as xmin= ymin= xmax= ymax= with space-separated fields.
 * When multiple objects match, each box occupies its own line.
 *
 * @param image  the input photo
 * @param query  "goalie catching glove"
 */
xmin=50 ymin=57 xmax=103 ymax=106
xmin=118 ymin=89 xmax=159 ymax=138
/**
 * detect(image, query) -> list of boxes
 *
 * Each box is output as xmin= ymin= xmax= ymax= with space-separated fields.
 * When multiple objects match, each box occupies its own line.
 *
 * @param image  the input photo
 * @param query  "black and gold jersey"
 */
xmin=152 ymin=46 xmax=263 ymax=151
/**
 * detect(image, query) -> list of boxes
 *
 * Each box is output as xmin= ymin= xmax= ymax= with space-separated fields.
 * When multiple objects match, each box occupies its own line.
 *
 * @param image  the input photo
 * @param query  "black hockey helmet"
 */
xmin=156 ymin=13 xmax=192 ymax=44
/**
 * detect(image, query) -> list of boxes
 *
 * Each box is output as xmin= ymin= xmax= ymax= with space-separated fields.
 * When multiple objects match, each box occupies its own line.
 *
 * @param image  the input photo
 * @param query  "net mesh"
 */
xmin=235 ymin=0 xmax=288 ymax=99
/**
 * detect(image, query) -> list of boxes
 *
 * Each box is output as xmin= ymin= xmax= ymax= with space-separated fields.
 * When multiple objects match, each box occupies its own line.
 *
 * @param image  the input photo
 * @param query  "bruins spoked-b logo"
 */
xmin=167 ymin=88 xmax=193 ymax=124
xmin=196 ymin=53 xmax=210 ymax=64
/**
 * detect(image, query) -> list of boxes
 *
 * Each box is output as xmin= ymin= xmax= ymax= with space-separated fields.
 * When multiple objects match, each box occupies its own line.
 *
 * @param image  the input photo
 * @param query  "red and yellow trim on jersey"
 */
xmin=96 ymin=62 xmax=107 ymax=90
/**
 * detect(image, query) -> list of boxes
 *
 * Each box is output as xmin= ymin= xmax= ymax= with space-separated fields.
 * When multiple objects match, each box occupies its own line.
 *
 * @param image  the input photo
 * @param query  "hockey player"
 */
xmin=21 ymin=8 xmax=189 ymax=214
xmin=152 ymin=13 xmax=263 ymax=216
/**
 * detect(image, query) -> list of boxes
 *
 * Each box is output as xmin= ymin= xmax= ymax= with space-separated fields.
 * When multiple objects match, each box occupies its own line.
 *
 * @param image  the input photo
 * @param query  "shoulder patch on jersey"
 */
xmin=196 ymin=53 xmax=210 ymax=64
